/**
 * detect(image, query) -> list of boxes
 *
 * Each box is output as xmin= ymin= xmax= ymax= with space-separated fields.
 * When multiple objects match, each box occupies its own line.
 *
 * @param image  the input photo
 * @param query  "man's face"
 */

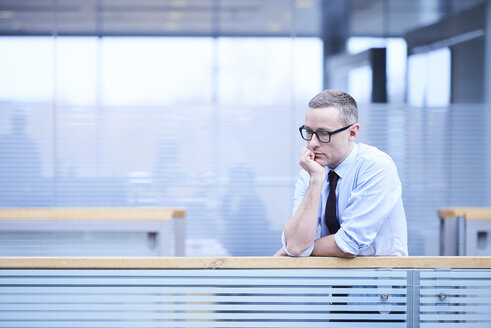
xmin=304 ymin=106 xmax=356 ymax=169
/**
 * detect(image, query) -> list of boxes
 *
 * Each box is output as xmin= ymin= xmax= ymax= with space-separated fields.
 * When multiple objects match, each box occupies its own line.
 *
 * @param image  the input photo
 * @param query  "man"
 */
xmin=276 ymin=89 xmax=407 ymax=257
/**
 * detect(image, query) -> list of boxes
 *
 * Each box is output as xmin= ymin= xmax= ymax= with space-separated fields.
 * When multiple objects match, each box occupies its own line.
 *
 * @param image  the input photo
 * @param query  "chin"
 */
xmin=314 ymin=159 xmax=327 ymax=167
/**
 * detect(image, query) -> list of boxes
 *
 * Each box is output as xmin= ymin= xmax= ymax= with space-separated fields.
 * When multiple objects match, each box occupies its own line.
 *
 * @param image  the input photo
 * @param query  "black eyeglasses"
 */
xmin=299 ymin=124 xmax=353 ymax=143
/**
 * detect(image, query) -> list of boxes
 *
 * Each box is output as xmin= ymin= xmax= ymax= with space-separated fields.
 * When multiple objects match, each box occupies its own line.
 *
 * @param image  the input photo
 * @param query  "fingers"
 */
xmin=300 ymin=147 xmax=314 ymax=162
xmin=299 ymin=147 xmax=316 ymax=168
xmin=299 ymin=147 xmax=325 ymax=178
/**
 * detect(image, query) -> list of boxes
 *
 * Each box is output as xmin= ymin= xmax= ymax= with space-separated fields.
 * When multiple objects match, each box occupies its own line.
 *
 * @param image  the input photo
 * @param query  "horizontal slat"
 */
xmin=0 ymin=268 xmax=407 ymax=278
xmin=420 ymin=305 xmax=491 ymax=312
xmin=421 ymin=324 xmax=491 ymax=328
xmin=0 ymin=285 xmax=403 ymax=295
xmin=0 ymin=277 xmax=407 ymax=286
xmin=420 ymin=288 xmax=491 ymax=296
xmin=420 ymin=271 xmax=491 ymax=278
xmin=0 ymin=311 xmax=407 ymax=320
xmin=420 ymin=280 xmax=491 ymax=287
xmin=0 ymin=321 xmax=406 ymax=328
xmin=0 ymin=303 xmax=408 ymax=312
xmin=420 ymin=297 xmax=491 ymax=304
xmin=420 ymin=314 xmax=491 ymax=320
xmin=0 ymin=294 xmax=408 ymax=304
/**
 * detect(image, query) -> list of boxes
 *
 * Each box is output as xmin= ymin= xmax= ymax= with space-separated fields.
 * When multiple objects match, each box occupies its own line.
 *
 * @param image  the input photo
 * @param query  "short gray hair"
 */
xmin=308 ymin=89 xmax=358 ymax=125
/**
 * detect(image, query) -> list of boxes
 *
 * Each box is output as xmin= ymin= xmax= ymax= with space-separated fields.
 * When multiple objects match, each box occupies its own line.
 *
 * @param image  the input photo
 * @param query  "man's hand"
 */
xmin=299 ymin=147 xmax=325 ymax=180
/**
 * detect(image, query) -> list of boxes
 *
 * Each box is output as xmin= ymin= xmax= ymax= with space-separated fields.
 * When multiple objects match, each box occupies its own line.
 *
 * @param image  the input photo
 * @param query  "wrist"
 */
xmin=309 ymin=172 xmax=325 ymax=184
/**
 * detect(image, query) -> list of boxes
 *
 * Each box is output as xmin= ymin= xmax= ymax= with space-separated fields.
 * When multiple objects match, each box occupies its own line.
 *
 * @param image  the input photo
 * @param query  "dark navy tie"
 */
xmin=325 ymin=170 xmax=340 ymax=234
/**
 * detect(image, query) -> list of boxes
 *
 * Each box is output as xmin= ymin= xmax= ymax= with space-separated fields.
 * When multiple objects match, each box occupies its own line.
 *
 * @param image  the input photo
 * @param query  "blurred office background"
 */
xmin=0 ymin=0 xmax=490 ymax=256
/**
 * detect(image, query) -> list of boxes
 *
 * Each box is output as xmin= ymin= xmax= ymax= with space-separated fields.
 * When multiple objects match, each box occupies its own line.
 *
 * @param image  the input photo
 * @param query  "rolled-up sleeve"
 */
xmin=334 ymin=155 xmax=402 ymax=255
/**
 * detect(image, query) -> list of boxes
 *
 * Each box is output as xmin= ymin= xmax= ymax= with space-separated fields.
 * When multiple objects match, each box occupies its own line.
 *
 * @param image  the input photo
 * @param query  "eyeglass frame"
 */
xmin=298 ymin=124 xmax=354 ymax=143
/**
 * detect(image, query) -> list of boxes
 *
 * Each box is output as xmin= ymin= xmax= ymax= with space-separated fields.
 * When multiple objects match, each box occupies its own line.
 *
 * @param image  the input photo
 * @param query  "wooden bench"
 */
xmin=1 ymin=256 xmax=491 ymax=327
xmin=0 ymin=207 xmax=186 ymax=256
xmin=438 ymin=207 xmax=491 ymax=256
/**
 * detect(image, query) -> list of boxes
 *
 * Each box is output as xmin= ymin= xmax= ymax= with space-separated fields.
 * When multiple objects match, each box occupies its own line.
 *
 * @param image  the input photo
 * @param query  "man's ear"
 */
xmin=348 ymin=123 xmax=360 ymax=141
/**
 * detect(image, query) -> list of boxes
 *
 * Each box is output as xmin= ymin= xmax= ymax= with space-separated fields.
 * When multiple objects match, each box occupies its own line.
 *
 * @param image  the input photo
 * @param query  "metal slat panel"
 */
xmin=418 ymin=269 xmax=491 ymax=326
xmin=0 ymin=268 xmax=407 ymax=327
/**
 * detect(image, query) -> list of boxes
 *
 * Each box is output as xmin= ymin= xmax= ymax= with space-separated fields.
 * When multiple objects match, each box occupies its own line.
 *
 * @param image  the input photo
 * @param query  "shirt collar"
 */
xmin=327 ymin=142 xmax=358 ymax=180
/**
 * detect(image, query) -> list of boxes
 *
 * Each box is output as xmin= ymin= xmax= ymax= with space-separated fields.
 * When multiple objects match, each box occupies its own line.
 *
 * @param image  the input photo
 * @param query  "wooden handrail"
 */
xmin=1 ymin=256 xmax=491 ymax=269
xmin=0 ymin=207 xmax=186 ymax=221
xmin=438 ymin=207 xmax=491 ymax=221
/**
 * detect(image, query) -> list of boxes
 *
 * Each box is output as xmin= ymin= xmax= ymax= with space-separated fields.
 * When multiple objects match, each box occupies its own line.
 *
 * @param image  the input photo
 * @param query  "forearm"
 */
xmin=283 ymin=177 xmax=323 ymax=256
xmin=311 ymin=234 xmax=356 ymax=258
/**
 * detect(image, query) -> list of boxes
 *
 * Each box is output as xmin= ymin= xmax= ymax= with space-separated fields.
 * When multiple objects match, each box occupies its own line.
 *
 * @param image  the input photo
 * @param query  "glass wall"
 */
xmin=0 ymin=35 xmax=322 ymax=256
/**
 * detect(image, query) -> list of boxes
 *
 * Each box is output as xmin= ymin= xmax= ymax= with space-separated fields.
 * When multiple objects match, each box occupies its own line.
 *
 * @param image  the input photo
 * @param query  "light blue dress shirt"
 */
xmin=282 ymin=143 xmax=408 ymax=256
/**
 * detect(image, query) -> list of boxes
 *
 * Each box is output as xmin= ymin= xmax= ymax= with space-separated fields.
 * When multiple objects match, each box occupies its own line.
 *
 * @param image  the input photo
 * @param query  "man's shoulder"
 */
xmin=356 ymin=143 xmax=396 ymax=169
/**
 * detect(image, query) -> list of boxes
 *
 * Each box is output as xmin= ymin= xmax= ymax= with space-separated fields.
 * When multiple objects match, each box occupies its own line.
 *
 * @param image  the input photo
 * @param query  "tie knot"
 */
xmin=328 ymin=170 xmax=338 ymax=182
xmin=328 ymin=170 xmax=339 ymax=190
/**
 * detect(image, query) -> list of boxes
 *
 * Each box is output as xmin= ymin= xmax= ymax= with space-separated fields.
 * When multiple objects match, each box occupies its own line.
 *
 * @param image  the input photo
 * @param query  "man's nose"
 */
xmin=308 ymin=133 xmax=320 ymax=147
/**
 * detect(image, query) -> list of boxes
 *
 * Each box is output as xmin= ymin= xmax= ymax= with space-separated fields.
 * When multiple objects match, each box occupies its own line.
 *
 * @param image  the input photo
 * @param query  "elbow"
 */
xmin=341 ymin=252 xmax=356 ymax=259
xmin=286 ymin=243 xmax=310 ymax=257
xmin=336 ymin=244 xmax=357 ymax=258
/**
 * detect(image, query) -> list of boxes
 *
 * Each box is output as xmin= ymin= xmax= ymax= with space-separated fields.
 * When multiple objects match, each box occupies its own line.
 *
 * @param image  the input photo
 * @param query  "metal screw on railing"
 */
xmin=438 ymin=292 xmax=447 ymax=300
xmin=380 ymin=293 xmax=389 ymax=301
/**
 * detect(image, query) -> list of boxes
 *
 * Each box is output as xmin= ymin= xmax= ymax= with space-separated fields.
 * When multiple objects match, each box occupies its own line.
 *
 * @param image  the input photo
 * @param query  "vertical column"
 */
xmin=406 ymin=269 xmax=421 ymax=328
xmin=485 ymin=0 xmax=491 ymax=204
xmin=157 ymin=221 xmax=174 ymax=256
xmin=320 ymin=0 xmax=349 ymax=89
xmin=174 ymin=217 xmax=186 ymax=256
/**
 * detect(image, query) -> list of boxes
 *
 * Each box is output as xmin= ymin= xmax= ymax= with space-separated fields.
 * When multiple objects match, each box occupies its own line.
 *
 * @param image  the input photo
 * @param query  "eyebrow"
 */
xmin=304 ymin=126 xmax=334 ymax=132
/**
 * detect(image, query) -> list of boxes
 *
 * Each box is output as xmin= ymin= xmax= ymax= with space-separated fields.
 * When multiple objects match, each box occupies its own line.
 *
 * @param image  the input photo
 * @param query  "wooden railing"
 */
xmin=1 ymin=256 xmax=491 ymax=269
